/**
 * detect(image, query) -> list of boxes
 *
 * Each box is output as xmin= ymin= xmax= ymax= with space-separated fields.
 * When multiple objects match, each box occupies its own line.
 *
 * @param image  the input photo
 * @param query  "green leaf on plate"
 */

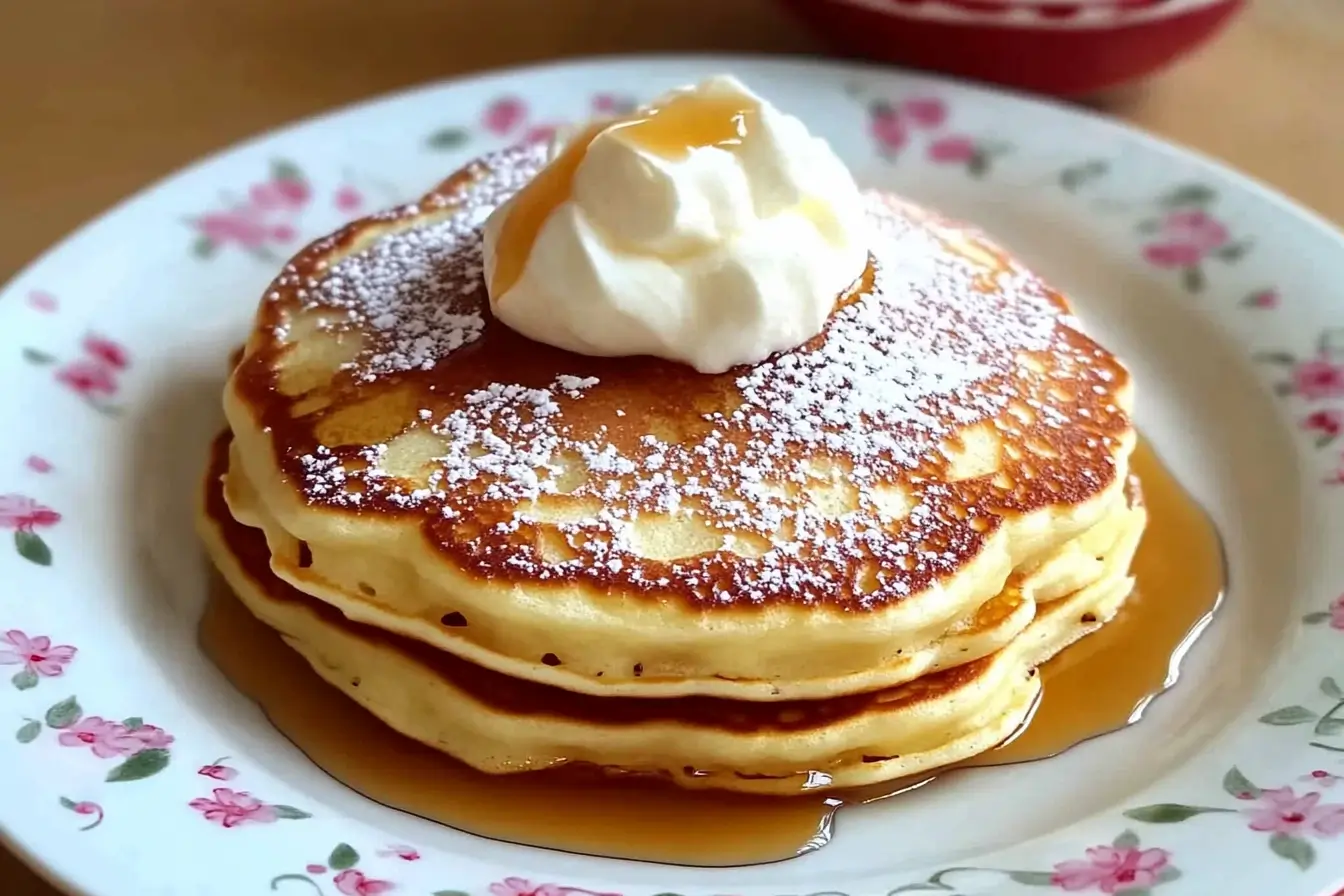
xmin=1160 ymin=183 xmax=1216 ymax=208
xmin=21 ymin=347 xmax=55 ymax=365
xmin=122 ymin=717 xmax=143 ymax=731
xmin=15 ymin=530 xmax=52 ymax=566
xmin=11 ymin=668 xmax=38 ymax=691
xmin=1213 ymin=241 xmax=1250 ymax=262
xmin=328 ymin=843 xmax=358 ymax=870
xmin=967 ymin=151 xmax=989 ymax=179
xmin=44 ymin=696 xmax=81 ymax=729
xmin=1059 ymin=159 xmax=1109 ymax=192
xmin=270 ymin=159 xmax=304 ymax=183
xmin=191 ymin=235 xmax=218 ymax=259
xmin=1223 ymin=766 xmax=1261 ymax=800
xmin=1180 ymin=265 xmax=1205 ymax=293
xmin=432 ymin=891 xmax=472 ymax=896
xmin=1259 ymin=705 xmax=1317 ymax=726
xmin=58 ymin=796 xmax=77 ymax=810
xmin=106 ymin=747 xmax=170 ymax=782
xmin=1252 ymin=350 xmax=1296 ymax=365
xmin=1005 ymin=870 xmax=1055 ymax=886
xmin=272 ymin=804 xmax=312 ymax=820
xmin=271 ymin=874 xmax=321 ymax=893
xmin=1136 ymin=218 xmax=1163 ymax=234
xmin=1157 ymin=867 xmax=1182 ymax=883
xmin=1315 ymin=717 xmax=1344 ymax=737
xmin=1322 ymin=678 xmax=1344 ymax=700
xmin=1269 ymin=832 xmax=1315 ymax=870
xmin=1318 ymin=327 xmax=1344 ymax=356
xmin=1123 ymin=803 xmax=1230 ymax=824
xmin=1112 ymin=829 xmax=1140 ymax=850
xmin=427 ymin=127 xmax=470 ymax=150
xmin=15 ymin=720 xmax=41 ymax=744
xmin=1303 ymin=611 xmax=1332 ymax=624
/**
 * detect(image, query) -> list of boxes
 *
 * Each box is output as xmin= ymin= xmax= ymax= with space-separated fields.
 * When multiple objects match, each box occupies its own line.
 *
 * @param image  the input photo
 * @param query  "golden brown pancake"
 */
xmin=220 ymin=143 xmax=1137 ymax=701
xmin=199 ymin=432 xmax=1145 ymax=793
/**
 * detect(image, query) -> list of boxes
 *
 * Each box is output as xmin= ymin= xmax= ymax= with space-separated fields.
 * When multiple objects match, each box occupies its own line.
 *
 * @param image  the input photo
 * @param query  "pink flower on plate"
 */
xmin=127 ymin=722 xmax=174 ymax=751
xmin=1303 ymin=409 xmax=1344 ymax=439
xmin=55 ymin=359 xmax=117 ymax=397
xmin=1245 ymin=288 xmax=1280 ymax=309
xmin=334 ymin=869 xmax=395 ymax=895
xmin=24 ymin=456 xmax=53 ymax=474
xmin=1302 ymin=770 xmax=1343 ymax=788
xmin=0 ymin=630 xmax=76 ymax=677
xmin=1331 ymin=594 xmax=1344 ymax=629
xmin=377 ymin=845 xmax=419 ymax=861
xmin=524 ymin=123 xmax=561 ymax=144
xmin=27 ymin=291 xmax=58 ymax=312
xmin=198 ymin=761 xmax=238 ymax=781
xmin=867 ymin=103 xmax=907 ymax=154
xmin=60 ymin=798 xmax=104 ymax=831
xmin=306 ymin=864 xmax=327 ymax=875
xmin=81 ymin=334 xmax=129 ymax=370
xmin=0 ymin=495 xmax=61 ymax=532
xmin=189 ymin=788 xmax=279 ymax=828
xmin=335 ymin=185 xmax=363 ymax=213
xmin=901 ymin=97 xmax=948 ymax=128
xmin=1051 ymin=844 xmax=1173 ymax=893
xmin=58 ymin=717 xmax=144 ymax=758
xmin=1142 ymin=209 xmax=1230 ymax=268
xmin=591 ymin=93 xmax=635 ymax=116
xmin=269 ymin=223 xmax=298 ymax=243
xmin=250 ymin=178 xmax=310 ymax=211
xmin=195 ymin=211 xmax=269 ymax=249
xmin=482 ymin=97 xmax=527 ymax=135
xmin=1242 ymin=786 xmax=1344 ymax=838
xmin=489 ymin=879 xmax=618 ymax=896
xmin=490 ymin=881 xmax=566 ymax=896
xmin=928 ymin=135 xmax=977 ymax=164
xmin=1293 ymin=357 xmax=1344 ymax=401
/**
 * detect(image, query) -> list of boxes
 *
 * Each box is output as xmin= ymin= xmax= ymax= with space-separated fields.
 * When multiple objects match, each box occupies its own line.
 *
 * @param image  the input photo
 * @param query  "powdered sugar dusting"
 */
xmin=269 ymin=144 xmax=548 ymax=381
xmin=257 ymin=146 xmax=1131 ymax=608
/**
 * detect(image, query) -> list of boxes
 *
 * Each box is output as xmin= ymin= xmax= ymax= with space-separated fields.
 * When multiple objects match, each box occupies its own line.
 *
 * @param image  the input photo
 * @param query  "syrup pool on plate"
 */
xmin=199 ymin=436 xmax=1224 ymax=867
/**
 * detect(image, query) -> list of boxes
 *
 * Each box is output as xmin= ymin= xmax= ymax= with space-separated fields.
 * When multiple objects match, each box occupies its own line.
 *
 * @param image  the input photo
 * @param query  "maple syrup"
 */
xmin=199 ymin=437 xmax=1222 ymax=867
xmin=488 ymin=90 xmax=756 ymax=299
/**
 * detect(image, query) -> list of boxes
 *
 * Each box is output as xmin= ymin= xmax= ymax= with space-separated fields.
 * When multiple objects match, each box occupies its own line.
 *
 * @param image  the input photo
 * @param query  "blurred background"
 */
xmin=1 ymin=1 xmax=1341 ymax=281
xmin=1 ymin=1 xmax=1341 ymax=892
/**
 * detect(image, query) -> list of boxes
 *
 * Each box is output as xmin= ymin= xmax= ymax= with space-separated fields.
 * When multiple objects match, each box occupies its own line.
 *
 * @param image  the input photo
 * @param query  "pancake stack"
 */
xmin=198 ymin=142 xmax=1145 ymax=794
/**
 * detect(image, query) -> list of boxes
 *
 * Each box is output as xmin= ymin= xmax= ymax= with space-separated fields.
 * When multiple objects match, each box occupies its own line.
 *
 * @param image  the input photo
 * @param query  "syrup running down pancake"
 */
xmin=201 ymin=431 xmax=1146 ymax=793
xmin=221 ymin=142 xmax=1137 ymax=712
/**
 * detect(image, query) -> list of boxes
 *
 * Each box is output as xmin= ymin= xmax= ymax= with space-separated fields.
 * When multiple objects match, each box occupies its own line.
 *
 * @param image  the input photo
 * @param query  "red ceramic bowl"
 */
xmin=776 ymin=0 xmax=1245 ymax=97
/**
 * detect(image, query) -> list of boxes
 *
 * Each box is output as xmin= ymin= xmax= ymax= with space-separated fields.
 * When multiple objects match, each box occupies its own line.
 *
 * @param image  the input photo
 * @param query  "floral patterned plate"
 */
xmin=1 ymin=56 xmax=1343 ymax=896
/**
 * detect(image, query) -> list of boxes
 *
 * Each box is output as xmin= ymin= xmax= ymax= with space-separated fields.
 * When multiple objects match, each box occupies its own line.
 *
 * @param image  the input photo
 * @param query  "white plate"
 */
xmin=2 ymin=56 xmax=1343 ymax=896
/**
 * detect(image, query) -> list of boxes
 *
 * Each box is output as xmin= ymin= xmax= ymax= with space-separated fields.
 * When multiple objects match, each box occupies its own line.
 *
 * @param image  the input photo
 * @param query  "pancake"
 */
xmin=225 ymin=434 xmax=1133 ymax=700
xmin=199 ymin=431 xmax=1146 ymax=794
xmin=221 ymin=142 xmax=1137 ymax=700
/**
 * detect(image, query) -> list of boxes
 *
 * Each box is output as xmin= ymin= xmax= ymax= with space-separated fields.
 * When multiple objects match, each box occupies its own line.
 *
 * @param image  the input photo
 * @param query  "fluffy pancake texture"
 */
xmin=221 ymin=143 xmax=1137 ymax=700
xmin=200 ymin=432 xmax=1146 ymax=794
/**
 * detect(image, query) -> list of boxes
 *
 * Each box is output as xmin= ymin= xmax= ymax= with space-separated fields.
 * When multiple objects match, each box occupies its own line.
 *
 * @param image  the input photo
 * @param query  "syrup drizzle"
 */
xmin=200 ymin=436 xmax=1223 ymax=867
xmin=488 ymin=89 xmax=757 ymax=299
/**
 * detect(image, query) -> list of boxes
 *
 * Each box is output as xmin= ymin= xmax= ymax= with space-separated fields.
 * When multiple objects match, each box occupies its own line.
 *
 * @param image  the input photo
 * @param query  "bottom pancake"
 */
xmin=197 ymin=433 xmax=1146 ymax=794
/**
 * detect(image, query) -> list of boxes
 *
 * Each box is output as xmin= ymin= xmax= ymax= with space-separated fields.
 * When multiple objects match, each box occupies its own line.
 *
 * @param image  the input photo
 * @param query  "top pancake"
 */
xmin=224 ymin=142 xmax=1135 ymax=694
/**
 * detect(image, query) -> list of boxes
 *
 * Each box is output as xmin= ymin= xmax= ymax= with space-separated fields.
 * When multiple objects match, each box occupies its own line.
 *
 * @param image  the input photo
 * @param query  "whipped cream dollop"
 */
xmin=481 ymin=74 xmax=870 ymax=373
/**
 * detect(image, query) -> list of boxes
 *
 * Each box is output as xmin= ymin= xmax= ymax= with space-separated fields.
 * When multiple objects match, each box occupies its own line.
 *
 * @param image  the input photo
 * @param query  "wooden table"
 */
xmin=2 ymin=2 xmax=1342 ymax=892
